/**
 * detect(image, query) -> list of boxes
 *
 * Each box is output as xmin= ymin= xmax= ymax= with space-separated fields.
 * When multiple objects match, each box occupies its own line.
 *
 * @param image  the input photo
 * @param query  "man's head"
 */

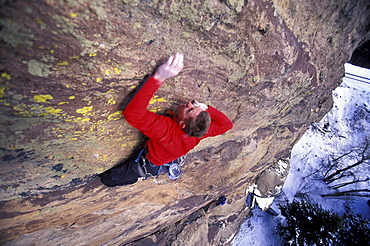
xmin=177 ymin=101 xmax=211 ymax=138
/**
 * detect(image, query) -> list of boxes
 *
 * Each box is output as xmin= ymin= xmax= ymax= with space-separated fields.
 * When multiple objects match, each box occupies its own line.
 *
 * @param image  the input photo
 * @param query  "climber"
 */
xmin=100 ymin=53 xmax=233 ymax=187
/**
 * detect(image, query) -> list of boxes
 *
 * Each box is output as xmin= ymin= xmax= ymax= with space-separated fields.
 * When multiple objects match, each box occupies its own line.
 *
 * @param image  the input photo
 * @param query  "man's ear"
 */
xmin=179 ymin=120 xmax=186 ymax=129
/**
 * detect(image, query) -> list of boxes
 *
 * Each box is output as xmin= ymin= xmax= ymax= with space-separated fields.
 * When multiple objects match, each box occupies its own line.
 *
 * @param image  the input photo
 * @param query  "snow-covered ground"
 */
xmin=232 ymin=63 xmax=370 ymax=246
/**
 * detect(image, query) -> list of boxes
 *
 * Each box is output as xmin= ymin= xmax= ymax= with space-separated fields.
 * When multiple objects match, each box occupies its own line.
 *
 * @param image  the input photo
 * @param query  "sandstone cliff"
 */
xmin=0 ymin=0 xmax=369 ymax=245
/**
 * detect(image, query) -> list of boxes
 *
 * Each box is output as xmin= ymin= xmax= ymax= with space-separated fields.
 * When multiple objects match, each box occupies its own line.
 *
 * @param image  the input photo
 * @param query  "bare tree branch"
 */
xmin=329 ymin=177 xmax=370 ymax=189
xmin=321 ymin=189 xmax=370 ymax=197
xmin=323 ymin=158 xmax=368 ymax=182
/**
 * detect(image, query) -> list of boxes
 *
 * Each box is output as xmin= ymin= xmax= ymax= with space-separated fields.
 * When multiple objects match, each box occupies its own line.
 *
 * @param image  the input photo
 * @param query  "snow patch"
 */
xmin=232 ymin=64 xmax=370 ymax=245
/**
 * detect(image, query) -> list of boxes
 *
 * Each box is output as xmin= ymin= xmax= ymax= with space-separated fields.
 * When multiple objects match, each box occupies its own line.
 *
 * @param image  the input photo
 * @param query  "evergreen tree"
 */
xmin=278 ymin=200 xmax=342 ymax=245
xmin=277 ymin=200 xmax=370 ymax=245
xmin=336 ymin=206 xmax=370 ymax=245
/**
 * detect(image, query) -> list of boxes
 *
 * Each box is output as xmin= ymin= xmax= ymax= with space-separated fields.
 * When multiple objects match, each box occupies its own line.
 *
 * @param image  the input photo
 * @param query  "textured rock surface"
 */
xmin=256 ymin=159 xmax=289 ymax=198
xmin=0 ymin=0 xmax=369 ymax=245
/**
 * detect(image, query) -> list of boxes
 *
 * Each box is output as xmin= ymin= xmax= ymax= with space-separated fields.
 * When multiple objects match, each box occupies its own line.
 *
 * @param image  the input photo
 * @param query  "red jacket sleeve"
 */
xmin=123 ymin=76 xmax=173 ymax=141
xmin=203 ymin=106 xmax=233 ymax=138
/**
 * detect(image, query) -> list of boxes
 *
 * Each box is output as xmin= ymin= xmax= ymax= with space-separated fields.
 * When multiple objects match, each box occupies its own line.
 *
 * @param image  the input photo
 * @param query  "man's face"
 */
xmin=177 ymin=101 xmax=205 ymax=125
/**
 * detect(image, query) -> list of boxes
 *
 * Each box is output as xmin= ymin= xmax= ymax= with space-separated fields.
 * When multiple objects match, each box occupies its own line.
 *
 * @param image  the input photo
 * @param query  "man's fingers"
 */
xmin=154 ymin=53 xmax=184 ymax=81
xmin=170 ymin=53 xmax=180 ymax=68
xmin=166 ymin=55 xmax=174 ymax=67
xmin=178 ymin=53 xmax=184 ymax=69
xmin=178 ymin=53 xmax=184 ymax=67
xmin=172 ymin=53 xmax=184 ymax=72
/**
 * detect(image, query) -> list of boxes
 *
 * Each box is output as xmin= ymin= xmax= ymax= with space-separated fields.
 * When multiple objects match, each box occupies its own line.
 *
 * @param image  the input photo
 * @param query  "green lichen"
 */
xmin=51 ymin=14 xmax=98 ymax=56
xmin=121 ymin=0 xmax=142 ymax=7
xmin=140 ymin=32 xmax=153 ymax=43
xmin=76 ymin=34 xmax=97 ymax=56
xmin=210 ymin=41 xmax=255 ymax=82
xmin=67 ymin=0 xmax=87 ymax=7
xmin=12 ymin=94 xmax=24 ymax=101
xmin=90 ymin=0 xmax=107 ymax=20
xmin=0 ymin=19 xmax=35 ymax=47
xmin=52 ymin=14 xmax=79 ymax=30
xmin=164 ymin=0 xmax=239 ymax=32
xmin=226 ymin=0 xmax=245 ymax=13
xmin=27 ymin=60 xmax=53 ymax=78
xmin=181 ymin=32 xmax=192 ymax=39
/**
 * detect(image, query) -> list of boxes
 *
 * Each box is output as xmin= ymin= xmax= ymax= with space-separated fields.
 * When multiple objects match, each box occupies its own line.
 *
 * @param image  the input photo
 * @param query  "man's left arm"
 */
xmin=122 ymin=54 xmax=184 ymax=140
xmin=204 ymin=106 xmax=233 ymax=137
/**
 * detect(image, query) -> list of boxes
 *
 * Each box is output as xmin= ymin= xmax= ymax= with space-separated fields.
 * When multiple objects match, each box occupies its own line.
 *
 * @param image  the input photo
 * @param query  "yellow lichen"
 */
xmin=34 ymin=94 xmax=53 ymax=103
xmin=57 ymin=61 xmax=69 ymax=66
xmin=35 ymin=18 xmax=46 ymax=29
xmin=35 ymin=18 xmax=45 ymax=25
xmin=149 ymin=108 xmax=161 ymax=113
xmin=73 ymin=117 xmax=90 ymax=123
xmin=96 ymin=78 xmax=102 ymax=82
xmin=44 ymin=107 xmax=62 ymax=115
xmin=0 ymin=86 xmax=8 ymax=98
xmin=107 ymin=111 xmax=122 ymax=121
xmin=13 ymin=103 xmax=62 ymax=117
xmin=149 ymin=95 xmax=167 ymax=104
xmin=76 ymin=106 xmax=93 ymax=116
xmin=114 ymin=67 xmax=121 ymax=74
xmin=1 ymin=72 xmax=11 ymax=80
xmin=70 ymin=13 xmax=77 ymax=18
xmin=107 ymin=98 xmax=116 ymax=105
xmin=13 ymin=104 xmax=27 ymax=111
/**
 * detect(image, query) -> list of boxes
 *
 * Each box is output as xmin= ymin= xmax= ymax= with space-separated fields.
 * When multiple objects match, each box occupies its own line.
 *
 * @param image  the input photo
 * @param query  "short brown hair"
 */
xmin=184 ymin=111 xmax=211 ymax=138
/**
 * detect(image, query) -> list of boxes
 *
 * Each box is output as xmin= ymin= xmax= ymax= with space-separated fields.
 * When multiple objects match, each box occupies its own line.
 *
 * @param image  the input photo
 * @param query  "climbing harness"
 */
xmin=134 ymin=148 xmax=157 ymax=179
xmin=135 ymin=149 xmax=186 ymax=180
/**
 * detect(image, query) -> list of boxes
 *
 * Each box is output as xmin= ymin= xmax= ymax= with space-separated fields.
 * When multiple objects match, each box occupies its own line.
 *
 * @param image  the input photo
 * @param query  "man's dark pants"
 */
xmin=100 ymin=155 xmax=160 ymax=187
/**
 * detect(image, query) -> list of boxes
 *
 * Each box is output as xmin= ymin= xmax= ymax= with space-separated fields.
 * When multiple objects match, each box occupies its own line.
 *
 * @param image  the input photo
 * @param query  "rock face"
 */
xmin=0 ymin=0 xmax=369 ymax=245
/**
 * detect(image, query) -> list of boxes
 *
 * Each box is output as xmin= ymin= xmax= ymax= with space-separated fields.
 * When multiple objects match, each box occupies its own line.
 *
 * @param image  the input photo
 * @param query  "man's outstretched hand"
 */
xmin=153 ymin=53 xmax=184 ymax=82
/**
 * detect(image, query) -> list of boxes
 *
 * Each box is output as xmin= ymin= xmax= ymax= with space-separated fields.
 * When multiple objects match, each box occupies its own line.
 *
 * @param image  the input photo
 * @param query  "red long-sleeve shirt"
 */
xmin=123 ymin=76 xmax=233 ymax=165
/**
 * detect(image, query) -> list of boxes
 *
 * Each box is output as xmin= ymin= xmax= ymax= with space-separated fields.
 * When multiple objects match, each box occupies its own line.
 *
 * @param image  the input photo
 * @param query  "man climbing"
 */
xmin=101 ymin=53 xmax=233 ymax=186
